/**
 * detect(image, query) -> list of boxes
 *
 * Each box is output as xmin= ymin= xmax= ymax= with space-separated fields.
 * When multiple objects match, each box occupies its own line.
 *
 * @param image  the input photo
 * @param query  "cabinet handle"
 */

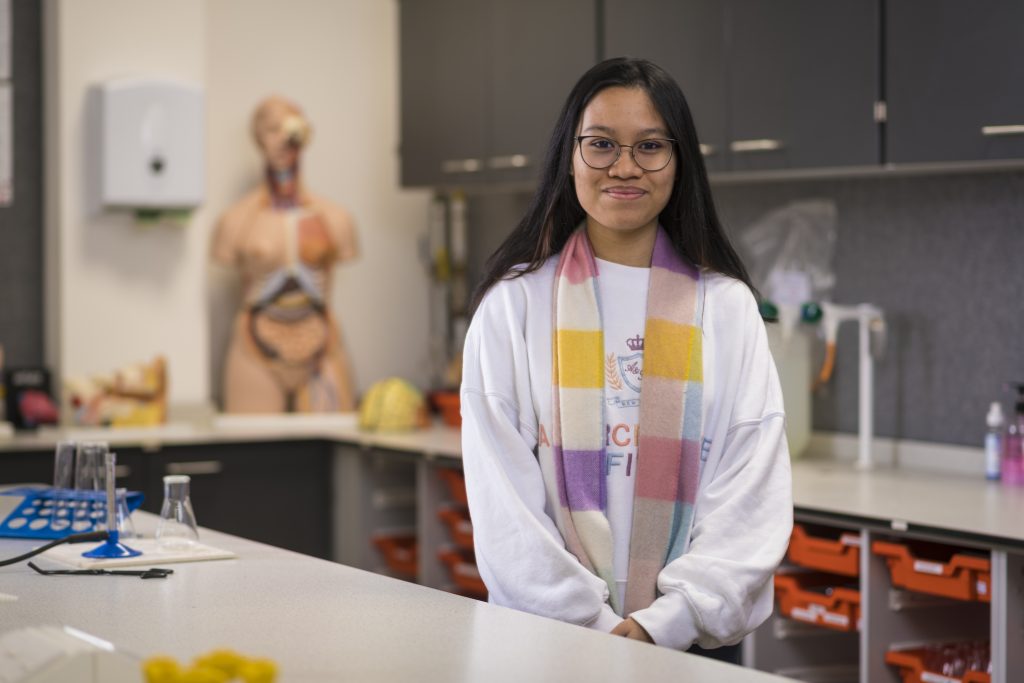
xmin=487 ymin=154 xmax=531 ymax=170
xmin=699 ymin=144 xmax=716 ymax=157
xmin=114 ymin=465 xmax=132 ymax=479
xmin=981 ymin=124 xmax=1024 ymax=137
xmin=166 ymin=460 xmax=224 ymax=476
xmin=440 ymin=158 xmax=483 ymax=174
xmin=730 ymin=139 xmax=784 ymax=153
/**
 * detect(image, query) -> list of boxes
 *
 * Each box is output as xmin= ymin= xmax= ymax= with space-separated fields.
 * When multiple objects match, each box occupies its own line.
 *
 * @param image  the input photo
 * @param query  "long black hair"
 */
xmin=471 ymin=57 xmax=755 ymax=313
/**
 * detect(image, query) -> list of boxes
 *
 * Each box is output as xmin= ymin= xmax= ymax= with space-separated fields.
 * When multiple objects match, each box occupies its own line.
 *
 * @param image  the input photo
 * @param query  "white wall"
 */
xmin=45 ymin=0 xmax=432 ymax=412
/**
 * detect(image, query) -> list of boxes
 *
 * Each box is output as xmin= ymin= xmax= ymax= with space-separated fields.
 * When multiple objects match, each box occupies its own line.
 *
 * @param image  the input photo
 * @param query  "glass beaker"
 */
xmin=53 ymin=441 xmax=77 ymax=490
xmin=155 ymin=475 xmax=199 ymax=551
xmin=74 ymin=442 xmax=109 ymax=491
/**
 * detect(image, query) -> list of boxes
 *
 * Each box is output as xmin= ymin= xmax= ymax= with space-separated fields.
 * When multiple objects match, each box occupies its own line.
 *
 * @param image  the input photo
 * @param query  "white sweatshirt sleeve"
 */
xmin=628 ymin=281 xmax=794 ymax=650
xmin=461 ymin=280 xmax=622 ymax=632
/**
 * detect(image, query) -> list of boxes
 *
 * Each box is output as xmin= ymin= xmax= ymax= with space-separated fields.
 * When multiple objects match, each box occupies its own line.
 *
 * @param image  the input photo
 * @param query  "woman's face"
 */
xmin=572 ymin=86 xmax=676 ymax=241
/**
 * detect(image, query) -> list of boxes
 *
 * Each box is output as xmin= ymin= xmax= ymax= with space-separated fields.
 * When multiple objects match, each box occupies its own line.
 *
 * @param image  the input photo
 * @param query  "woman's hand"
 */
xmin=610 ymin=618 xmax=654 ymax=643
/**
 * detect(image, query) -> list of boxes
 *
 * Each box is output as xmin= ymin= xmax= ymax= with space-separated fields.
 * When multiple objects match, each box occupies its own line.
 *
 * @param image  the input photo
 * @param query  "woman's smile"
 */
xmin=603 ymin=185 xmax=648 ymax=200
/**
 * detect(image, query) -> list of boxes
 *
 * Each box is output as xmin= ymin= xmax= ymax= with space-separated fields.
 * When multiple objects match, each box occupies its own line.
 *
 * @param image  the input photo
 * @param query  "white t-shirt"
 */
xmin=594 ymin=258 xmax=648 ymax=608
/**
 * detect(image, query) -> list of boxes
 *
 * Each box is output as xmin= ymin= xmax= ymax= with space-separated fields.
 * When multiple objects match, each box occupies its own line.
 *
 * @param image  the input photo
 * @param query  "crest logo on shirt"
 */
xmin=617 ymin=353 xmax=643 ymax=393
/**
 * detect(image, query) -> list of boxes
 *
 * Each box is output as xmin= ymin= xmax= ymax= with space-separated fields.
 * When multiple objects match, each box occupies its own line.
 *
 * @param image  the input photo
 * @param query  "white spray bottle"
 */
xmin=985 ymin=402 xmax=1004 ymax=481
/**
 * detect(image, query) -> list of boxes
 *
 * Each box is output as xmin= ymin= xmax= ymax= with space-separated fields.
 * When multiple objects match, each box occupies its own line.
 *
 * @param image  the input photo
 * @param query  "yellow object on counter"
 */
xmin=143 ymin=650 xmax=278 ymax=683
xmin=358 ymin=377 xmax=429 ymax=431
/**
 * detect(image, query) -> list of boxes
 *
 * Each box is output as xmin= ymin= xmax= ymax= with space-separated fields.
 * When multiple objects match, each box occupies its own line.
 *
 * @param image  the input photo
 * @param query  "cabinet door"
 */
xmin=400 ymin=0 xmax=489 ymax=187
xmin=148 ymin=441 xmax=331 ymax=559
xmin=728 ymin=0 xmax=879 ymax=171
xmin=488 ymin=0 xmax=596 ymax=184
xmin=603 ymin=0 xmax=728 ymax=173
xmin=887 ymin=1 xmax=1024 ymax=164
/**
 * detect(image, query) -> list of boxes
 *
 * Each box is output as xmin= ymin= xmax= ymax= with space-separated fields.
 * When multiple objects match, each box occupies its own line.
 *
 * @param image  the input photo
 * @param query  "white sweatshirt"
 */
xmin=460 ymin=255 xmax=793 ymax=651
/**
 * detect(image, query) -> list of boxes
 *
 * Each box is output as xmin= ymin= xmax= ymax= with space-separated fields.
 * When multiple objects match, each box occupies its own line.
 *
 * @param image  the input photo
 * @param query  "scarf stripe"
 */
xmin=547 ymin=226 xmax=704 ymax=617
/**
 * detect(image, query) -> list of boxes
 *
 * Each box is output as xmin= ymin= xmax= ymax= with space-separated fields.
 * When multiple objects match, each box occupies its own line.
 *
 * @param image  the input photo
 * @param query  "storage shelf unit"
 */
xmin=746 ymin=515 xmax=1022 ymax=683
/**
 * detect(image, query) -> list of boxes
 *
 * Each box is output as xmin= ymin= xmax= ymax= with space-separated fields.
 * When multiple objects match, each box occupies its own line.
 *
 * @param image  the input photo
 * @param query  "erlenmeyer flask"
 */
xmin=114 ymin=488 xmax=138 ymax=539
xmin=155 ymin=475 xmax=199 ymax=551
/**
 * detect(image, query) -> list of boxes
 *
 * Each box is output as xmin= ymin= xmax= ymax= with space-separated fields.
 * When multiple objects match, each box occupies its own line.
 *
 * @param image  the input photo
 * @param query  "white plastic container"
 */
xmin=766 ymin=323 xmax=812 ymax=459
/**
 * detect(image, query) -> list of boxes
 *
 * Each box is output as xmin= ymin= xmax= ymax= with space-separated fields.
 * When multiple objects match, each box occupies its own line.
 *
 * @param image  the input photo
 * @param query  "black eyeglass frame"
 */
xmin=574 ymin=135 xmax=678 ymax=172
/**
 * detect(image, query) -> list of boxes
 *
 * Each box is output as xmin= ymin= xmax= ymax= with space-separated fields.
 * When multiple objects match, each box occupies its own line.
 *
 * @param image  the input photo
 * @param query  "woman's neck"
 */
xmin=585 ymin=220 xmax=657 ymax=267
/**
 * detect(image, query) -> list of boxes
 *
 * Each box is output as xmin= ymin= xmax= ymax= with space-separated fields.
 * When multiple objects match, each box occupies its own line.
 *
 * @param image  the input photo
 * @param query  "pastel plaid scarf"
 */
xmin=548 ymin=226 xmax=704 ymax=616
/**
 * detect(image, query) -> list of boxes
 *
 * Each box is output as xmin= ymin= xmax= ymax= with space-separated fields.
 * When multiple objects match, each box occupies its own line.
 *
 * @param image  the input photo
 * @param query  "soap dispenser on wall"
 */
xmin=98 ymin=78 xmax=205 ymax=209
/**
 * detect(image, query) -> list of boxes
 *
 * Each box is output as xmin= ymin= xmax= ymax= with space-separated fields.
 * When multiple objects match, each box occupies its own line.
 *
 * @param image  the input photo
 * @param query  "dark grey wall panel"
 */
xmin=715 ymin=171 xmax=1024 ymax=447
xmin=0 ymin=0 xmax=43 ymax=368
xmin=467 ymin=170 xmax=1024 ymax=447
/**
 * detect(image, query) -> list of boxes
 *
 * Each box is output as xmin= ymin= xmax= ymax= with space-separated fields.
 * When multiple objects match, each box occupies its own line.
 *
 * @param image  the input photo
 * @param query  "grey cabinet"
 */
xmin=144 ymin=441 xmax=332 ymax=559
xmin=400 ymin=0 xmax=488 ymax=187
xmin=400 ymin=0 xmax=596 ymax=187
xmin=604 ymin=0 xmax=878 ymax=174
xmin=603 ymin=0 xmax=728 ymax=173
xmin=728 ymin=0 xmax=878 ymax=172
xmin=886 ymin=0 xmax=1024 ymax=164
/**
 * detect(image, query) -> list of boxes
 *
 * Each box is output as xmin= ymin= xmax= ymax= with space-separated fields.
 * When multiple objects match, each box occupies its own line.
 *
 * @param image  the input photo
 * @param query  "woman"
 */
xmin=460 ymin=57 xmax=792 ymax=654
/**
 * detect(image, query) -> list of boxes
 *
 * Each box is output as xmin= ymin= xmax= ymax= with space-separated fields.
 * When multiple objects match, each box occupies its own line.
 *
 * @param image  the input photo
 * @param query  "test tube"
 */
xmin=103 ymin=451 xmax=116 ymax=534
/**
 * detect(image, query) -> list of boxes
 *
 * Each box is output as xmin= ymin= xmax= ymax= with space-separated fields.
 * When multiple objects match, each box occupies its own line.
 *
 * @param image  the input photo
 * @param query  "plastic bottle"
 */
xmin=984 ymin=402 xmax=1004 ymax=481
xmin=1002 ymin=384 xmax=1024 ymax=486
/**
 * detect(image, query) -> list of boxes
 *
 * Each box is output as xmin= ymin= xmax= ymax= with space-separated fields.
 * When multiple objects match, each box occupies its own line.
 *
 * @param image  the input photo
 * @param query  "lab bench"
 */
xmin=2 ymin=417 xmax=1024 ymax=682
xmin=0 ymin=513 xmax=793 ymax=682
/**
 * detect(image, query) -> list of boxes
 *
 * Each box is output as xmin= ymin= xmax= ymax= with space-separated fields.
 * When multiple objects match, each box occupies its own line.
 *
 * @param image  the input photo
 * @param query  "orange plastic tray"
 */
xmin=430 ymin=390 xmax=462 ymax=428
xmin=872 ymin=540 xmax=991 ymax=603
xmin=371 ymin=531 xmax=418 ymax=578
xmin=437 ymin=503 xmax=474 ymax=549
xmin=437 ymin=467 xmax=468 ymax=505
xmin=774 ymin=571 xmax=861 ymax=632
xmin=787 ymin=524 xmax=861 ymax=577
xmin=885 ymin=646 xmax=991 ymax=683
xmin=438 ymin=546 xmax=487 ymax=599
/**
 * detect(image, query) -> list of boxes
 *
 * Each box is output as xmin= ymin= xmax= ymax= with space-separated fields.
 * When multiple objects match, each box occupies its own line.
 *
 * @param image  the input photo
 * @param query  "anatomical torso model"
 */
xmin=212 ymin=96 xmax=357 ymax=413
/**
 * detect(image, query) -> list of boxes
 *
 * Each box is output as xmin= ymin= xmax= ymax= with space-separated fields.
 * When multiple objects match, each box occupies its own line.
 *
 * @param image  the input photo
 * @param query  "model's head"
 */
xmin=251 ymin=95 xmax=312 ymax=172
xmin=472 ymin=57 xmax=753 ymax=311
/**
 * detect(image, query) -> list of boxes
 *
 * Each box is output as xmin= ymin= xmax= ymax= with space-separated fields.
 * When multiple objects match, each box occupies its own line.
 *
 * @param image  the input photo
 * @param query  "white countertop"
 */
xmin=0 ymin=516 xmax=791 ymax=682
xmin=791 ymin=457 xmax=1024 ymax=548
xmin=5 ymin=417 xmax=1024 ymax=548
xmin=0 ymin=413 xmax=464 ymax=459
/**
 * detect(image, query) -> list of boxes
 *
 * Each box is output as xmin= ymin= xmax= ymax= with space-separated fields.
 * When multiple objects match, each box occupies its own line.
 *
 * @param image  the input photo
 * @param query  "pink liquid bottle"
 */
xmin=1003 ymin=383 xmax=1024 ymax=486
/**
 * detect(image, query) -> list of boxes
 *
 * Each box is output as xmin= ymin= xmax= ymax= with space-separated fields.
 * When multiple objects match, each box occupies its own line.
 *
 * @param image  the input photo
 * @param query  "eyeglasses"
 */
xmin=574 ymin=135 xmax=677 ymax=172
